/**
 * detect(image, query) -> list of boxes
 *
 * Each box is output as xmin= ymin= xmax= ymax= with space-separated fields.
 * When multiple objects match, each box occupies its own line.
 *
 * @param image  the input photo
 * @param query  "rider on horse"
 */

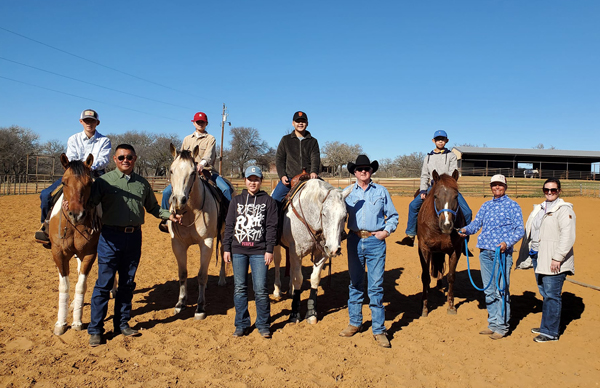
xmin=398 ymin=130 xmax=472 ymax=247
xmin=34 ymin=109 xmax=111 ymax=246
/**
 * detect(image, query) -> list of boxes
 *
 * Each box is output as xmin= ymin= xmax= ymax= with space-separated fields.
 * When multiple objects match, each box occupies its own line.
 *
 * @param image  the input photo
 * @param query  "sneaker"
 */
xmin=339 ymin=324 xmax=362 ymax=337
xmin=517 ymin=257 xmax=534 ymax=270
xmin=533 ymin=334 xmax=558 ymax=343
xmin=531 ymin=327 xmax=541 ymax=335
xmin=397 ymin=236 xmax=415 ymax=247
xmin=89 ymin=334 xmax=102 ymax=347
xmin=373 ymin=333 xmax=391 ymax=348
xmin=158 ymin=220 xmax=169 ymax=233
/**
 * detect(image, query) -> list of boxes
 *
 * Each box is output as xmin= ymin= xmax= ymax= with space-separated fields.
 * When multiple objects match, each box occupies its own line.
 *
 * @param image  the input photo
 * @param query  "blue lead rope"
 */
xmin=465 ymin=245 xmax=509 ymax=322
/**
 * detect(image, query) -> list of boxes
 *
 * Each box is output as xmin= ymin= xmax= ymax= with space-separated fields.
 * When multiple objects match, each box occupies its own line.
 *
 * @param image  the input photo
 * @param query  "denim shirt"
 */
xmin=464 ymin=195 xmax=524 ymax=253
xmin=345 ymin=181 xmax=398 ymax=235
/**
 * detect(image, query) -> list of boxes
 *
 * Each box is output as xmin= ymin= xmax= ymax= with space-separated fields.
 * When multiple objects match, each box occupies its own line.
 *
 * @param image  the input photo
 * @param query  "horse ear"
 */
xmin=432 ymin=170 xmax=440 ymax=182
xmin=341 ymin=186 xmax=352 ymax=199
xmin=192 ymin=145 xmax=200 ymax=159
xmin=170 ymin=143 xmax=177 ymax=158
xmin=85 ymin=153 xmax=94 ymax=168
xmin=452 ymin=169 xmax=459 ymax=181
xmin=60 ymin=153 xmax=69 ymax=169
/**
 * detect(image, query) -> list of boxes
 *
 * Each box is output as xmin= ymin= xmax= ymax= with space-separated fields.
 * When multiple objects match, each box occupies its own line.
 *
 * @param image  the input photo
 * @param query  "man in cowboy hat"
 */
xmin=340 ymin=154 xmax=398 ymax=348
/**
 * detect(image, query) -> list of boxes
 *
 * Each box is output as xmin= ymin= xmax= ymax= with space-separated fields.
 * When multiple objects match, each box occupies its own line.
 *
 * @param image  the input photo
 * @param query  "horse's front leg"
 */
xmin=171 ymin=240 xmax=189 ymax=314
xmin=273 ymin=246 xmax=283 ymax=300
xmin=288 ymin=250 xmax=303 ymax=324
xmin=446 ymin=250 xmax=460 ymax=315
xmin=54 ymin=272 xmax=70 ymax=335
xmin=71 ymin=253 xmax=96 ymax=330
xmin=196 ymin=238 xmax=215 ymax=320
xmin=306 ymin=253 xmax=326 ymax=325
xmin=418 ymin=247 xmax=431 ymax=317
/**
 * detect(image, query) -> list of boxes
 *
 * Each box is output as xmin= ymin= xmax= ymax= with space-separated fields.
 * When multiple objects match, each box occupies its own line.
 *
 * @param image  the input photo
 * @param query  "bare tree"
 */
xmin=228 ymin=127 xmax=270 ymax=177
xmin=106 ymin=131 xmax=181 ymax=175
xmin=36 ymin=139 xmax=66 ymax=176
xmin=533 ymin=143 xmax=556 ymax=150
xmin=322 ymin=141 xmax=363 ymax=177
xmin=377 ymin=157 xmax=394 ymax=178
xmin=393 ymin=152 xmax=426 ymax=178
xmin=254 ymin=146 xmax=276 ymax=174
xmin=0 ymin=126 xmax=39 ymax=174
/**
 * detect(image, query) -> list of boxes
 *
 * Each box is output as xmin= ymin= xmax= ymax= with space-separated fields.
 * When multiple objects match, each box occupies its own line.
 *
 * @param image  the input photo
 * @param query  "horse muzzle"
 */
xmin=68 ymin=209 xmax=86 ymax=225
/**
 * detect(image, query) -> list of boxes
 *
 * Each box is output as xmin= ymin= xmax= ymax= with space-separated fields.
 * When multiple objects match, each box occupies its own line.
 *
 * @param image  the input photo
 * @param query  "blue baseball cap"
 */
xmin=433 ymin=130 xmax=448 ymax=139
xmin=244 ymin=166 xmax=263 ymax=178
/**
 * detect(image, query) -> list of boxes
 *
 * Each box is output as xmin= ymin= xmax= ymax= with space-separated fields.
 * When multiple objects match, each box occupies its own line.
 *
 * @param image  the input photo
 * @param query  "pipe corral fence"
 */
xmin=3 ymin=173 xmax=600 ymax=198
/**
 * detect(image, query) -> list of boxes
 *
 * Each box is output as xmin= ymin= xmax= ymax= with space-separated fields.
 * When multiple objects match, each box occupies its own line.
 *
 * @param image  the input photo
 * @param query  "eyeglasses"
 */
xmin=543 ymin=188 xmax=559 ymax=194
xmin=117 ymin=155 xmax=134 ymax=161
xmin=355 ymin=166 xmax=371 ymax=172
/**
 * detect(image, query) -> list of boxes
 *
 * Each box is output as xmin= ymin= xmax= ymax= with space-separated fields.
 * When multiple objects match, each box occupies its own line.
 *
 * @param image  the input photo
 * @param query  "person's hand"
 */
xmin=374 ymin=230 xmax=390 ymax=240
xmin=458 ymin=228 xmax=467 ymax=238
xmin=498 ymin=242 xmax=508 ymax=253
xmin=550 ymin=259 xmax=561 ymax=273
xmin=169 ymin=213 xmax=183 ymax=224
xmin=281 ymin=176 xmax=290 ymax=186
xmin=420 ymin=193 xmax=426 ymax=200
xmin=224 ymin=251 xmax=231 ymax=264
xmin=310 ymin=172 xmax=318 ymax=179
xmin=265 ymin=252 xmax=273 ymax=266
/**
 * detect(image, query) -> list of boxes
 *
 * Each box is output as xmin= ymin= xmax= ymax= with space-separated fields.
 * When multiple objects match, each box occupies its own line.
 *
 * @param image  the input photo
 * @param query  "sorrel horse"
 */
xmin=49 ymin=154 xmax=101 ymax=335
xmin=417 ymin=169 xmax=464 ymax=317
xmin=273 ymin=179 xmax=350 ymax=324
xmin=167 ymin=144 xmax=227 ymax=320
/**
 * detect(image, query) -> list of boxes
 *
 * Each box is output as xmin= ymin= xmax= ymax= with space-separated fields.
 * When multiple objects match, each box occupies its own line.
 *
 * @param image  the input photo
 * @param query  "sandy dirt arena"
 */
xmin=1 ymin=193 xmax=600 ymax=387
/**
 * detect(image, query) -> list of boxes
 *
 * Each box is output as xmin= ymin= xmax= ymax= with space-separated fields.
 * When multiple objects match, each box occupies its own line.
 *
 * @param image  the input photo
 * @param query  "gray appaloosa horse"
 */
xmin=273 ymin=179 xmax=351 ymax=324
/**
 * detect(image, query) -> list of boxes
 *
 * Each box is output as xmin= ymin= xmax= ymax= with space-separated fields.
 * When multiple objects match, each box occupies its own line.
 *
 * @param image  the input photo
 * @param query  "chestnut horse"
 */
xmin=49 ymin=154 xmax=101 ymax=335
xmin=417 ymin=170 xmax=464 ymax=317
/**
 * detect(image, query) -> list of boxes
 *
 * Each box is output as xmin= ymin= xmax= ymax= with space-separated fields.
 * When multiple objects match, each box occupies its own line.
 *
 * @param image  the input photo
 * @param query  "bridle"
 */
xmin=434 ymin=198 xmax=459 ymax=217
xmin=289 ymin=185 xmax=333 ymax=257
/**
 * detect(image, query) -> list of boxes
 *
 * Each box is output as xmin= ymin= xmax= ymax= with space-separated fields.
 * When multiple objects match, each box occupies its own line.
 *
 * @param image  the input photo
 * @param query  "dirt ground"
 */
xmin=1 ymin=193 xmax=599 ymax=387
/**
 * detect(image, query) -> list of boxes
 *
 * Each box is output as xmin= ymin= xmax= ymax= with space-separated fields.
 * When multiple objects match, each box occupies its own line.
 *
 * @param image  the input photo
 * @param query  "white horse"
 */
xmin=166 ymin=144 xmax=227 ymax=320
xmin=273 ymin=179 xmax=351 ymax=324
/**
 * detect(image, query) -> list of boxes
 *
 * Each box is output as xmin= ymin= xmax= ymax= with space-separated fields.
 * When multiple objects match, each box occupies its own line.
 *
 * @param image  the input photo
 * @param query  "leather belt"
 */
xmin=104 ymin=225 xmax=141 ymax=233
xmin=354 ymin=230 xmax=375 ymax=239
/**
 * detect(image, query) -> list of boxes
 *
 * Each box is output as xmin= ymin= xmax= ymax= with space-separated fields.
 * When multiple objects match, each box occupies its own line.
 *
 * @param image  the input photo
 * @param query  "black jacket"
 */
xmin=223 ymin=189 xmax=278 ymax=255
xmin=275 ymin=130 xmax=321 ymax=179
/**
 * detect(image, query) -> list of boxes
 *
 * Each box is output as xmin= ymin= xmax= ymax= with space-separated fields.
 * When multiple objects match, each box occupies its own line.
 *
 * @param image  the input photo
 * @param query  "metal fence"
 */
xmin=3 ymin=174 xmax=600 ymax=198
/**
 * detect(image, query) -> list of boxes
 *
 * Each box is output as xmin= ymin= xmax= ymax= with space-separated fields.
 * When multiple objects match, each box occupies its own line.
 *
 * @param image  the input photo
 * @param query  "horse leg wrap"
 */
xmin=71 ymin=293 xmax=84 ymax=327
xmin=57 ymin=292 xmax=69 ymax=327
xmin=306 ymin=288 xmax=318 ymax=319
xmin=291 ymin=290 xmax=302 ymax=313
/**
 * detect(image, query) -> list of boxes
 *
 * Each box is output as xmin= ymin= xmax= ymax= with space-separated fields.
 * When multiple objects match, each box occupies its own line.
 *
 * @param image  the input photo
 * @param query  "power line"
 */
xmin=0 ymin=26 xmax=219 ymax=103
xmin=0 ymin=56 xmax=195 ymax=111
xmin=0 ymin=75 xmax=185 ymax=123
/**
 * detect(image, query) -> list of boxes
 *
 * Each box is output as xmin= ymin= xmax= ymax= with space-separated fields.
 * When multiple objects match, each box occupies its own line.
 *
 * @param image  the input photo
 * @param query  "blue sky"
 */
xmin=1 ymin=1 xmax=598 ymax=160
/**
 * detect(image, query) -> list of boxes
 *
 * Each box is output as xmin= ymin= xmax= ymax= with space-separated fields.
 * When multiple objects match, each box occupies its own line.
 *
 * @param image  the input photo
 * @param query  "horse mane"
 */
xmin=177 ymin=149 xmax=195 ymax=163
xmin=65 ymin=160 xmax=90 ymax=176
xmin=301 ymin=179 xmax=336 ymax=203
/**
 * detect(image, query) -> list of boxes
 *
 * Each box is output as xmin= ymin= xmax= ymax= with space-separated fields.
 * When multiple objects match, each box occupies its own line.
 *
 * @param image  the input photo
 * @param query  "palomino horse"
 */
xmin=166 ymin=144 xmax=227 ymax=320
xmin=49 ymin=154 xmax=101 ymax=335
xmin=273 ymin=179 xmax=350 ymax=324
xmin=417 ymin=169 xmax=465 ymax=317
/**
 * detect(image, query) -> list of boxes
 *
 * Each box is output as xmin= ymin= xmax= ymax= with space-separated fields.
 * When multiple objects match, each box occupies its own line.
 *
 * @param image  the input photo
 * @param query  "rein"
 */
xmin=289 ymin=186 xmax=332 ymax=257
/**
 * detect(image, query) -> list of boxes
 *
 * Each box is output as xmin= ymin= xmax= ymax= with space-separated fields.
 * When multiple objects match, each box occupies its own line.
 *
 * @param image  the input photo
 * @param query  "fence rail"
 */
xmin=2 ymin=174 xmax=600 ymax=198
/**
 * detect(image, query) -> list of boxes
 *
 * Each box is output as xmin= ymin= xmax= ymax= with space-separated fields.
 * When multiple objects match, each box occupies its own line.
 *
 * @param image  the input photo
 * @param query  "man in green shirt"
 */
xmin=87 ymin=144 xmax=181 ymax=347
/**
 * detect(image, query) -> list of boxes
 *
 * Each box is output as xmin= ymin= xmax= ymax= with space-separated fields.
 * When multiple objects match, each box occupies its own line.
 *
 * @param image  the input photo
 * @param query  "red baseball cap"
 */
xmin=191 ymin=112 xmax=208 ymax=122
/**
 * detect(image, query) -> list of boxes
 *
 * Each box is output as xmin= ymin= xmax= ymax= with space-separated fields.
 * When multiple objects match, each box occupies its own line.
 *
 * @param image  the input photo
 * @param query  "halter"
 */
xmin=434 ymin=198 xmax=459 ymax=217
xmin=289 ymin=185 xmax=332 ymax=258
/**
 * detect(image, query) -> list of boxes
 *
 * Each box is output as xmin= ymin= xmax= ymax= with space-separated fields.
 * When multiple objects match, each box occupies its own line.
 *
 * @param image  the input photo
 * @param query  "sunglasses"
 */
xmin=117 ymin=155 xmax=134 ymax=161
xmin=195 ymin=120 xmax=207 ymax=125
xmin=355 ymin=166 xmax=371 ymax=172
xmin=543 ymin=188 xmax=559 ymax=194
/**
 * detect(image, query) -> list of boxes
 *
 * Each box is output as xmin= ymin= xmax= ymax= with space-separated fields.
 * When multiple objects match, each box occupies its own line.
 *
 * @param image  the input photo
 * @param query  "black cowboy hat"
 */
xmin=348 ymin=154 xmax=379 ymax=174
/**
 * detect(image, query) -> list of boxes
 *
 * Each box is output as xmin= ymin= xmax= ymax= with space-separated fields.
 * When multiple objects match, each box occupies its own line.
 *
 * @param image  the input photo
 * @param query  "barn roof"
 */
xmin=452 ymin=147 xmax=600 ymax=160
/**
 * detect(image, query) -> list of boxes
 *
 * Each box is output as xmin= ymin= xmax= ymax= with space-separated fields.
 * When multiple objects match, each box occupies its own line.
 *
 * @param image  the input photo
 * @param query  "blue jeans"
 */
xmin=532 ymin=256 xmax=566 ymax=339
xmin=346 ymin=233 xmax=387 ymax=335
xmin=232 ymin=253 xmax=270 ymax=331
xmin=39 ymin=178 xmax=62 ymax=223
xmin=479 ymin=249 xmax=512 ymax=335
xmin=161 ymin=173 xmax=232 ymax=209
xmin=405 ymin=190 xmax=472 ymax=236
xmin=88 ymin=227 xmax=142 ymax=335
xmin=271 ymin=181 xmax=290 ymax=203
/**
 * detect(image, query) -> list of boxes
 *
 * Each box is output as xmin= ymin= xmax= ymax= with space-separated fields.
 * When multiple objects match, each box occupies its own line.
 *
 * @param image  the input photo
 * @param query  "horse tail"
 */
xmin=430 ymin=252 xmax=446 ymax=278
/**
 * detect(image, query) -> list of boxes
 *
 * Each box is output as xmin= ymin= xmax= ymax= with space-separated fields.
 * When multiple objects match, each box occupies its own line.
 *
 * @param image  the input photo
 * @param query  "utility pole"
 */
xmin=219 ymin=103 xmax=228 ymax=175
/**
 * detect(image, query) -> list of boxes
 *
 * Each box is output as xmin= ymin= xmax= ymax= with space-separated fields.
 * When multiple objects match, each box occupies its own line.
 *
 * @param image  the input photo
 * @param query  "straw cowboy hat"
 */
xmin=347 ymin=155 xmax=379 ymax=174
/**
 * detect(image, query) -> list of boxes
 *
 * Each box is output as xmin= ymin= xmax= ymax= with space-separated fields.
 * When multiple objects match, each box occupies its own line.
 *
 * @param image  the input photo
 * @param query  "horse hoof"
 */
xmin=53 ymin=324 xmax=67 ymax=336
xmin=288 ymin=314 xmax=300 ymax=324
xmin=110 ymin=290 xmax=117 ymax=299
xmin=71 ymin=323 xmax=83 ymax=331
xmin=447 ymin=308 xmax=457 ymax=315
xmin=421 ymin=310 xmax=429 ymax=318
xmin=194 ymin=312 xmax=207 ymax=320
xmin=174 ymin=305 xmax=185 ymax=315
xmin=306 ymin=316 xmax=317 ymax=325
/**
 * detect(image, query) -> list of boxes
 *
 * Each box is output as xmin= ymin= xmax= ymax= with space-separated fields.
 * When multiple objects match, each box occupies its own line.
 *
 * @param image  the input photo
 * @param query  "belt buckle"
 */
xmin=124 ymin=226 xmax=135 ymax=233
xmin=360 ymin=230 xmax=370 ymax=239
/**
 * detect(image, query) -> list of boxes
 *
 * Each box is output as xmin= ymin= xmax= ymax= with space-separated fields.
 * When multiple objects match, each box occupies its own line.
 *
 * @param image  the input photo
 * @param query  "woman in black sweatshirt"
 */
xmin=223 ymin=166 xmax=278 ymax=338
